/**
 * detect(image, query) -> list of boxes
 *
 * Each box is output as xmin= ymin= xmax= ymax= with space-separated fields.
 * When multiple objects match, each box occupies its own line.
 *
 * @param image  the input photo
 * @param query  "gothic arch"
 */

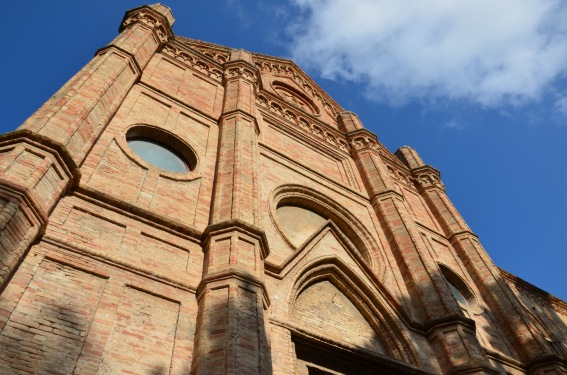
xmin=438 ymin=263 xmax=478 ymax=308
xmin=286 ymin=256 xmax=422 ymax=366
xmin=269 ymin=184 xmax=386 ymax=278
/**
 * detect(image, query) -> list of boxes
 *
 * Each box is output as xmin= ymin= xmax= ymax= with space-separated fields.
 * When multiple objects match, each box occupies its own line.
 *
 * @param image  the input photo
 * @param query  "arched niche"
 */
xmin=288 ymin=257 xmax=420 ymax=367
xmin=292 ymin=279 xmax=386 ymax=355
xmin=269 ymin=185 xmax=385 ymax=277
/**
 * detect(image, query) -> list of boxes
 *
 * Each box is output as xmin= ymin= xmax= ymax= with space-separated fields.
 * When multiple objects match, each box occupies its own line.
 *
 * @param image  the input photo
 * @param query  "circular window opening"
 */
xmin=126 ymin=126 xmax=197 ymax=173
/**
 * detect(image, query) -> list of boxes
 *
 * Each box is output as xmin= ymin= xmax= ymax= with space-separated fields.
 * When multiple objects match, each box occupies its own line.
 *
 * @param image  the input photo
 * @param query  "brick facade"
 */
xmin=0 ymin=4 xmax=565 ymax=374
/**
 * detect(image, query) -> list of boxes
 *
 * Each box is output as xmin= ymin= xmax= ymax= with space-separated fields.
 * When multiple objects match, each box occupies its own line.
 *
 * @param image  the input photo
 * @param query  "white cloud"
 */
xmin=443 ymin=119 xmax=465 ymax=130
xmin=555 ymin=97 xmax=567 ymax=114
xmin=287 ymin=0 xmax=567 ymax=107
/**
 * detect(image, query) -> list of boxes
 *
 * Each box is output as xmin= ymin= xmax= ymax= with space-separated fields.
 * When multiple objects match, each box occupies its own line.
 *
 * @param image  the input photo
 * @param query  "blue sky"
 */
xmin=1 ymin=1 xmax=566 ymax=300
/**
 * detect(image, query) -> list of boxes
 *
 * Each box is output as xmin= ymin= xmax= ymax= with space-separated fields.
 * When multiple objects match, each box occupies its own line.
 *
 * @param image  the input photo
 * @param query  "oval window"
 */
xmin=128 ymin=138 xmax=188 ymax=173
xmin=126 ymin=125 xmax=197 ymax=173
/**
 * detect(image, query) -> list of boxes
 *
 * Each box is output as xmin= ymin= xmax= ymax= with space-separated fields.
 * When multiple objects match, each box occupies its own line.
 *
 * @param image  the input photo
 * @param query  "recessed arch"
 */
xmin=272 ymin=81 xmax=319 ymax=115
xmin=270 ymin=184 xmax=385 ymax=276
xmin=288 ymin=256 xmax=421 ymax=367
xmin=275 ymin=204 xmax=327 ymax=248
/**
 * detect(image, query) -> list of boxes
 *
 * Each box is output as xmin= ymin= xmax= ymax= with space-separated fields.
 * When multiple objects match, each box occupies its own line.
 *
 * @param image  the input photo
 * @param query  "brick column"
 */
xmin=340 ymin=112 xmax=497 ymax=374
xmin=0 ymin=5 xmax=174 ymax=289
xmin=192 ymin=50 xmax=271 ymax=375
xmin=397 ymin=145 xmax=566 ymax=368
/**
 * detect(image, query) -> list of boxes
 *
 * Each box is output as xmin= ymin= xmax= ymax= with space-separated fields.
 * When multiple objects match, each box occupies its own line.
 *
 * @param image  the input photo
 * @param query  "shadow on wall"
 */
xmin=190 ymin=278 xmax=273 ymax=375
xmin=485 ymin=275 xmax=567 ymax=371
xmin=0 ymin=303 xmax=85 ymax=375
xmin=0 ymin=299 xmax=195 ymax=375
xmin=288 ymin=272 xmax=444 ymax=375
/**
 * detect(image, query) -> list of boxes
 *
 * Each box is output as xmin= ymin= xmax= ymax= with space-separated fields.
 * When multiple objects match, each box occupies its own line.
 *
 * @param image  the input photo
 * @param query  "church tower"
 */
xmin=0 ymin=4 xmax=565 ymax=374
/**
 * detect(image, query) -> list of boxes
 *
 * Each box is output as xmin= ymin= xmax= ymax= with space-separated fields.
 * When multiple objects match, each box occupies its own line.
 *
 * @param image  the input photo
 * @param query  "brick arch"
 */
xmin=269 ymin=184 xmax=385 ymax=277
xmin=287 ymin=256 xmax=422 ymax=366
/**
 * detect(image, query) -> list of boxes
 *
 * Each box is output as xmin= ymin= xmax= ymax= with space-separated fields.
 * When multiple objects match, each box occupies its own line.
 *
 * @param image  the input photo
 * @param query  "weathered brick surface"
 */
xmin=0 ymin=4 xmax=566 ymax=375
xmin=0 ymin=241 xmax=196 ymax=374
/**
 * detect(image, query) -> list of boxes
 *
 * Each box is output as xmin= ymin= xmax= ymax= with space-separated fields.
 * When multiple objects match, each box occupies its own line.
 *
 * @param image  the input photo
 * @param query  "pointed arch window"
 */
xmin=447 ymin=280 xmax=468 ymax=306
xmin=439 ymin=264 xmax=476 ymax=309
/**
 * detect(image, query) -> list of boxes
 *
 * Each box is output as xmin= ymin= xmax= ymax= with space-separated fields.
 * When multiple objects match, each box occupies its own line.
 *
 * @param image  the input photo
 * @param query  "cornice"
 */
xmin=222 ymin=61 xmax=260 ymax=85
xmin=413 ymin=166 xmax=445 ymax=192
xmin=196 ymin=268 xmax=271 ymax=307
xmin=348 ymin=131 xmax=380 ymax=153
xmin=0 ymin=130 xmax=80 ymax=184
xmin=74 ymin=187 xmax=202 ymax=243
xmin=0 ymin=180 xmax=48 ymax=229
xmin=95 ymin=45 xmax=142 ymax=78
xmin=384 ymin=163 xmax=419 ymax=193
xmin=174 ymin=36 xmax=233 ymax=64
xmin=202 ymin=219 xmax=270 ymax=259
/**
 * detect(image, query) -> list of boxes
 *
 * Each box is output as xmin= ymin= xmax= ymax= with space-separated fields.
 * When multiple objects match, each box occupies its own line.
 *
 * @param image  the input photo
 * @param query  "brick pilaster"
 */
xmin=342 ymin=112 xmax=496 ymax=374
xmin=0 ymin=5 xmax=174 ymax=289
xmin=403 ymin=145 xmax=566 ymax=368
xmin=193 ymin=50 xmax=272 ymax=375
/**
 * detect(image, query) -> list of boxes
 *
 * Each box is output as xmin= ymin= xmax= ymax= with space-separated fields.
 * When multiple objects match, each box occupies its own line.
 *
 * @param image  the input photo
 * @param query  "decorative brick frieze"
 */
xmin=349 ymin=133 xmax=380 ymax=152
xmin=175 ymin=36 xmax=232 ymax=64
xmin=161 ymin=42 xmax=224 ymax=82
xmin=257 ymin=93 xmax=350 ymax=153
xmin=224 ymin=63 xmax=259 ymax=85
xmin=254 ymin=58 xmax=341 ymax=119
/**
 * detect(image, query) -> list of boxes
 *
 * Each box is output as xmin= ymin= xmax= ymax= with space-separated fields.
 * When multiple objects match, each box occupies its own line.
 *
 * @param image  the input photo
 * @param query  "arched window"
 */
xmin=439 ymin=264 xmax=475 ymax=308
xmin=447 ymin=279 xmax=468 ymax=306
